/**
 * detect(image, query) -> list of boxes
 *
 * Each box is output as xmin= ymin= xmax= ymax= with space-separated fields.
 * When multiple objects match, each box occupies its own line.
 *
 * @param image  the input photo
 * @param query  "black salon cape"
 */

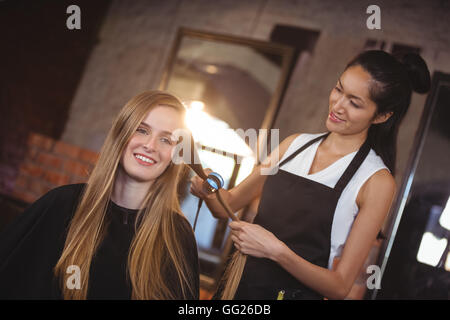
xmin=0 ymin=184 xmax=199 ymax=299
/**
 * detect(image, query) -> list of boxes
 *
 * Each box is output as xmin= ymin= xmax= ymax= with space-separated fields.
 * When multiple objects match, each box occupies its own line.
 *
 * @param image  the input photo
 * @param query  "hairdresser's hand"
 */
xmin=190 ymin=168 xmax=216 ymax=200
xmin=229 ymin=221 xmax=286 ymax=261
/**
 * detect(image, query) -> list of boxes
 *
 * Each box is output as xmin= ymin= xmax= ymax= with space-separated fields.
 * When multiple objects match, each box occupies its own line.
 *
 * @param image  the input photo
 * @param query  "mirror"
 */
xmin=373 ymin=72 xmax=450 ymax=299
xmin=159 ymin=27 xmax=294 ymax=290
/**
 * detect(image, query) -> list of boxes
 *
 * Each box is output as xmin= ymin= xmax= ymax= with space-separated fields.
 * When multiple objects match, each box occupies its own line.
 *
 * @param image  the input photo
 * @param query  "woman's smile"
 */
xmin=329 ymin=112 xmax=345 ymax=123
xmin=119 ymin=105 xmax=183 ymax=184
xmin=133 ymin=153 xmax=157 ymax=166
xmin=326 ymin=65 xmax=380 ymax=135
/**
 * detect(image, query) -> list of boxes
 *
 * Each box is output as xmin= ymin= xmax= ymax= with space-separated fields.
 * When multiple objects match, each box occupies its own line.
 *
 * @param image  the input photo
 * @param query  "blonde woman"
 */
xmin=0 ymin=91 xmax=199 ymax=299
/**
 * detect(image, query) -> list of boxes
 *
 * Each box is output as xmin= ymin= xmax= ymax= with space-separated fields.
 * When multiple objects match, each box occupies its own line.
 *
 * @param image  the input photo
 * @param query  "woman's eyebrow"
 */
xmin=139 ymin=122 xmax=174 ymax=136
xmin=338 ymin=78 xmax=366 ymax=104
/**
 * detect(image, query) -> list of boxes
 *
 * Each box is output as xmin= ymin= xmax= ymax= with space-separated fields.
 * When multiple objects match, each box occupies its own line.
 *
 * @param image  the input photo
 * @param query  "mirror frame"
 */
xmin=372 ymin=71 xmax=450 ymax=299
xmin=159 ymin=27 xmax=295 ymax=139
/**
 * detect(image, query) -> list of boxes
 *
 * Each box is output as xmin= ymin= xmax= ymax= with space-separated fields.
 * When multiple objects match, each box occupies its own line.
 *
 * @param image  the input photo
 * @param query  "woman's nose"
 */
xmin=332 ymin=96 xmax=346 ymax=114
xmin=143 ymin=136 xmax=157 ymax=151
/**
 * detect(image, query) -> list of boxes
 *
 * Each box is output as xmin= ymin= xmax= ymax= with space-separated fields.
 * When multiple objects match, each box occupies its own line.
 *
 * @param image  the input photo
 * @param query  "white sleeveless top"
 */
xmin=277 ymin=133 xmax=389 ymax=269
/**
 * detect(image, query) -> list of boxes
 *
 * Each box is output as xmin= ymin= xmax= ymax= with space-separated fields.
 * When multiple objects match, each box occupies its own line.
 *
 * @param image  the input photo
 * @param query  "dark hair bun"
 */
xmin=401 ymin=53 xmax=431 ymax=94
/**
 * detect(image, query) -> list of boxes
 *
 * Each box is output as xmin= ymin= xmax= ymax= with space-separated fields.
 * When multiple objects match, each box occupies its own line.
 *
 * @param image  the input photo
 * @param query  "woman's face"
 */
xmin=119 ymin=105 xmax=183 ymax=185
xmin=326 ymin=65 xmax=381 ymax=135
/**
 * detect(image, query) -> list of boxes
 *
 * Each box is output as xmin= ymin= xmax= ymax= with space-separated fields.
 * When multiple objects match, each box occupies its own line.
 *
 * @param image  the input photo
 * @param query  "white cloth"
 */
xmin=277 ymin=133 xmax=389 ymax=269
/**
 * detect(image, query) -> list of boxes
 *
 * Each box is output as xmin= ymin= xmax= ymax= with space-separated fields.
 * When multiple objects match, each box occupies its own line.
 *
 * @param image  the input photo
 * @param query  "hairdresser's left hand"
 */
xmin=229 ymin=221 xmax=286 ymax=260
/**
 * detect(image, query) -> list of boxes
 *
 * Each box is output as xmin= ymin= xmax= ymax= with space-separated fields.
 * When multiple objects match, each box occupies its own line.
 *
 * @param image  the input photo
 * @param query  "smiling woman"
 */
xmin=190 ymin=50 xmax=431 ymax=300
xmin=116 ymin=106 xmax=183 ymax=196
xmin=0 ymin=91 xmax=200 ymax=300
xmin=325 ymin=64 xmax=394 ymax=155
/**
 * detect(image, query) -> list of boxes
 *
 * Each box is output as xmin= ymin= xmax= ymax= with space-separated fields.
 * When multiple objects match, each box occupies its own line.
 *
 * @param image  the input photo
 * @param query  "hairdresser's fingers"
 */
xmin=231 ymin=235 xmax=245 ymax=251
xmin=190 ymin=175 xmax=203 ymax=190
xmin=189 ymin=181 xmax=203 ymax=195
xmin=189 ymin=185 xmax=203 ymax=199
xmin=197 ymin=168 xmax=217 ymax=198
xmin=190 ymin=169 xmax=213 ymax=185
xmin=230 ymin=234 xmax=239 ymax=243
xmin=190 ymin=187 xmax=216 ymax=200
xmin=189 ymin=176 xmax=213 ymax=199
xmin=229 ymin=221 xmax=243 ymax=231
xmin=230 ymin=229 xmax=242 ymax=240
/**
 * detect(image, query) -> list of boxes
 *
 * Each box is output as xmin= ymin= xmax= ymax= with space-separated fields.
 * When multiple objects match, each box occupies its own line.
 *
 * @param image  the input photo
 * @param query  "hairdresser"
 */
xmin=190 ymin=50 xmax=431 ymax=299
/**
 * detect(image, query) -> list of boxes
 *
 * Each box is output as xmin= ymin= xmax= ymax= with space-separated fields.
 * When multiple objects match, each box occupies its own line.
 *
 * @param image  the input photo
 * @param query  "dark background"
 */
xmin=0 ymin=0 xmax=111 ymax=195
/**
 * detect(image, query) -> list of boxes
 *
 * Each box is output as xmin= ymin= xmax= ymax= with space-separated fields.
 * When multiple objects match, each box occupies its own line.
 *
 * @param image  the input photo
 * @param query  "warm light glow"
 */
xmin=184 ymin=102 xmax=254 ymax=159
xmin=417 ymin=232 xmax=448 ymax=267
xmin=181 ymin=148 xmax=253 ymax=249
xmin=189 ymin=100 xmax=205 ymax=111
xmin=445 ymin=252 xmax=450 ymax=272
xmin=205 ymin=65 xmax=218 ymax=74
xmin=235 ymin=156 xmax=256 ymax=185
xmin=198 ymin=149 xmax=236 ymax=178
xmin=180 ymin=101 xmax=257 ymax=250
xmin=439 ymin=196 xmax=450 ymax=230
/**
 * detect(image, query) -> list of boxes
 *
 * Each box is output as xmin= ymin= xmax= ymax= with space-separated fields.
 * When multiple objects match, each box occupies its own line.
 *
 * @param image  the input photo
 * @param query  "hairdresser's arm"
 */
xmin=190 ymin=134 xmax=300 ymax=220
xmin=230 ymin=169 xmax=396 ymax=299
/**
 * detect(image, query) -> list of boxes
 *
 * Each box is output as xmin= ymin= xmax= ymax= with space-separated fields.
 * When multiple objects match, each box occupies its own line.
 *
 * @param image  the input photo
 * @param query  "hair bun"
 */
xmin=401 ymin=53 xmax=431 ymax=94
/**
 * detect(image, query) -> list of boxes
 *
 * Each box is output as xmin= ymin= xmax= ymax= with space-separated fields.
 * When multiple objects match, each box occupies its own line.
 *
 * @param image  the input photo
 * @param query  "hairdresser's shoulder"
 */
xmin=273 ymin=133 xmax=303 ymax=159
xmin=281 ymin=133 xmax=302 ymax=145
xmin=279 ymin=132 xmax=310 ymax=150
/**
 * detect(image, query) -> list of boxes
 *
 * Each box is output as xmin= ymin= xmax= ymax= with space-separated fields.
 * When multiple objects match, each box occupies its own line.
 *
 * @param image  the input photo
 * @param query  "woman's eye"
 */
xmin=350 ymin=101 xmax=361 ymax=108
xmin=160 ymin=137 xmax=172 ymax=145
xmin=136 ymin=127 xmax=148 ymax=135
xmin=334 ymin=86 xmax=342 ymax=93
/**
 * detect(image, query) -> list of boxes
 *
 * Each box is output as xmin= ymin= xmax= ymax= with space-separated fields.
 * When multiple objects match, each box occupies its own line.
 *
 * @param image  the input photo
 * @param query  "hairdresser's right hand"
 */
xmin=190 ymin=168 xmax=217 ymax=200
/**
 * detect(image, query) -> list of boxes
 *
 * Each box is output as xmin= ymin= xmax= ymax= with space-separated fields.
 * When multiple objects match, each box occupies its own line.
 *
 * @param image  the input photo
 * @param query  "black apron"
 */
xmin=234 ymin=132 xmax=370 ymax=300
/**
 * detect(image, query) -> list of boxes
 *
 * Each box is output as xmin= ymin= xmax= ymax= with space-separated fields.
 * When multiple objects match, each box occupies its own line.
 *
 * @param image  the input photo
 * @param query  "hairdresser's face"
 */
xmin=120 ymin=105 xmax=182 ymax=185
xmin=326 ymin=65 xmax=380 ymax=135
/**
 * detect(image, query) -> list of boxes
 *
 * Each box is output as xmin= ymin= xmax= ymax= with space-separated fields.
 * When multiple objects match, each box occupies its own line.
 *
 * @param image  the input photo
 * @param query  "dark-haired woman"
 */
xmin=190 ymin=50 xmax=431 ymax=299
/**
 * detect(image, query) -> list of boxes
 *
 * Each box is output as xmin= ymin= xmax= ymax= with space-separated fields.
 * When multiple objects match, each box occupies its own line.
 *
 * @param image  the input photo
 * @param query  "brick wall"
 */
xmin=0 ymin=0 xmax=111 ymax=201
xmin=12 ymin=132 xmax=98 ymax=204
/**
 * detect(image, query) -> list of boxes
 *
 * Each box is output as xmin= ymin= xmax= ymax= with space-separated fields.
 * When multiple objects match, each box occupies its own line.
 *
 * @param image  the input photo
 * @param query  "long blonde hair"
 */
xmin=54 ymin=91 xmax=196 ymax=299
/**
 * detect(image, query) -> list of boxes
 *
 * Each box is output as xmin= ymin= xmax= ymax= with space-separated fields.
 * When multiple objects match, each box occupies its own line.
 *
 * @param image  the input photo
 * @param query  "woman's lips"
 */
xmin=134 ymin=153 xmax=156 ymax=166
xmin=329 ymin=112 xmax=345 ymax=123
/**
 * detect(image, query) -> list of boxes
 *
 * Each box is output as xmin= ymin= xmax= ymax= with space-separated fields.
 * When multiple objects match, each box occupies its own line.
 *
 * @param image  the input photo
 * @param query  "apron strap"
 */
xmin=333 ymin=139 xmax=371 ymax=193
xmin=278 ymin=132 xmax=330 ymax=168
xmin=278 ymin=132 xmax=371 ymax=193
